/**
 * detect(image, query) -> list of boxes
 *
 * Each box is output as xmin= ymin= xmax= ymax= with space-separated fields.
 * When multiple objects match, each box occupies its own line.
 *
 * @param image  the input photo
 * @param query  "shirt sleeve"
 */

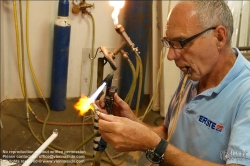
xmin=226 ymin=95 xmax=250 ymax=165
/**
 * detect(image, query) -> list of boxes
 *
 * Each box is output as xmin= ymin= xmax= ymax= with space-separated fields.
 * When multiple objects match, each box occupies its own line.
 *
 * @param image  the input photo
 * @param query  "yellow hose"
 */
xmin=134 ymin=52 xmax=143 ymax=116
xmin=15 ymin=0 xmax=30 ymax=121
xmin=13 ymin=1 xmax=25 ymax=102
xmin=123 ymin=49 xmax=143 ymax=116
xmin=127 ymin=51 xmax=139 ymax=107
xmin=167 ymin=72 xmax=189 ymax=142
xmin=124 ymin=58 xmax=136 ymax=105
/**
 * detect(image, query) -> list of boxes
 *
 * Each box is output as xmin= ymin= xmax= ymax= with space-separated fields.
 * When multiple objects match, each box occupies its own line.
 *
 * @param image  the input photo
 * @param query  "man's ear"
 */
xmin=214 ymin=26 xmax=227 ymax=49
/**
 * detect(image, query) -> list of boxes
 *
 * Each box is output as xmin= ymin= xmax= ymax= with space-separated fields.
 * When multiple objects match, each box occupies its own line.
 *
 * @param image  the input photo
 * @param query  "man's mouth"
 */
xmin=186 ymin=67 xmax=191 ymax=74
xmin=180 ymin=67 xmax=191 ymax=74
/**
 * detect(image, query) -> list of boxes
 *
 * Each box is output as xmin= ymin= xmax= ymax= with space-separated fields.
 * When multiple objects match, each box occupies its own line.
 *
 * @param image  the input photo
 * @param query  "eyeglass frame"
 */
xmin=161 ymin=26 xmax=217 ymax=49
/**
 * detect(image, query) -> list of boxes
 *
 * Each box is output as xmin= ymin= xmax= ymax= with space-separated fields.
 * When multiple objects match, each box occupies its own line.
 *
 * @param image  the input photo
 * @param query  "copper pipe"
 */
xmin=113 ymin=41 xmax=127 ymax=55
xmin=115 ymin=24 xmax=135 ymax=50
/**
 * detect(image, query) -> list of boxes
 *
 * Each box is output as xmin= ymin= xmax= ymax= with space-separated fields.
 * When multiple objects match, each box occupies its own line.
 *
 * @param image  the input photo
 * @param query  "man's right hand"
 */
xmin=96 ymin=93 xmax=138 ymax=122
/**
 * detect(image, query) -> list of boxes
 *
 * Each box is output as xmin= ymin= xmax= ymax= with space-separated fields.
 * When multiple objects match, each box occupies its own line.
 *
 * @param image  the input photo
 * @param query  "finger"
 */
xmin=114 ymin=93 xmax=130 ymax=109
xmin=98 ymin=94 xmax=106 ymax=109
xmin=98 ymin=111 xmax=116 ymax=122
xmin=98 ymin=116 xmax=118 ymax=133
xmin=98 ymin=122 xmax=113 ymax=133
xmin=94 ymin=100 xmax=107 ymax=114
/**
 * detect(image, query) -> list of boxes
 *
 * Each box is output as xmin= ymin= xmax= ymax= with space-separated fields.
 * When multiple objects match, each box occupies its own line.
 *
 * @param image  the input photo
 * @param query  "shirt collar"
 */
xmin=190 ymin=47 xmax=246 ymax=96
xmin=213 ymin=47 xmax=245 ymax=94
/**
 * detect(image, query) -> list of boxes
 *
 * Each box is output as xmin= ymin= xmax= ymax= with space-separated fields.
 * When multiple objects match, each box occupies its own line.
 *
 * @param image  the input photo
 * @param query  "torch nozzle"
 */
xmin=103 ymin=74 xmax=114 ymax=85
xmin=115 ymin=24 xmax=135 ymax=50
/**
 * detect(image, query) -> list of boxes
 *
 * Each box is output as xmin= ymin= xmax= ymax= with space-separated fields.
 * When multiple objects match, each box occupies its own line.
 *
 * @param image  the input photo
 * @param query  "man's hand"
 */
xmin=98 ymin=112 xmax=161 ymax=152
xmin=95 ymin=93 xmax=138 ymax=122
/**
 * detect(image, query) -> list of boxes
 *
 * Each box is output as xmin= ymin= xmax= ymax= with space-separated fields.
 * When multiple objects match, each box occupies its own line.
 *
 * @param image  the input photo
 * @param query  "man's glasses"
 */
xmin=161 ymin=27 xmax=217 ymax=49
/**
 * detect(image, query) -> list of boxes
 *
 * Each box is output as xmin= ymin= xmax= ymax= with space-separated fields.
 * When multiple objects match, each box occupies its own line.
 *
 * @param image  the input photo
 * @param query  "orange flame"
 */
xmin=74 ymin=96 xmax=94 ymax=116
xmin=109 ymin=1 xmax=125 ymax=26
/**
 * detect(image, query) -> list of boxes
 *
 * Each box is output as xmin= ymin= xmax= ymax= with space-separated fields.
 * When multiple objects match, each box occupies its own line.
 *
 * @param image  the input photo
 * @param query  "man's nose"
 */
xmin=167 ymin=47 xmax=180 ymax=61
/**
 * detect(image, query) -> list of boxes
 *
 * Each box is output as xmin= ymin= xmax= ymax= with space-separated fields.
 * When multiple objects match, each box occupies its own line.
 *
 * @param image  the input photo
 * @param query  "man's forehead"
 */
xmin=168 ymin=2 xmax=196 ymax=24
xmin=165 ymin=2 xmax=198 ymax=38
xmin=165 ymin=24 xmax=187 ymax=40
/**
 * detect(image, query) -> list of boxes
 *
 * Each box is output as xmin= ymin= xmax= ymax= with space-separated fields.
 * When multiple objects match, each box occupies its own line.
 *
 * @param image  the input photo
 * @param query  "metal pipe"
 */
xmin=115 ymin=24 xmax=136 ymax=51
xmin=100 ymin=46 xmax=117 ymax=70
xmin=113 ymin=41 xmax=127 ymax=55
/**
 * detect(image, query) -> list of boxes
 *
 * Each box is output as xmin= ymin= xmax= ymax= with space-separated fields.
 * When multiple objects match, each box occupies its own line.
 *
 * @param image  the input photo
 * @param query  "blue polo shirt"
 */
xmin=164 ymin=48 xmax=250 ymax=165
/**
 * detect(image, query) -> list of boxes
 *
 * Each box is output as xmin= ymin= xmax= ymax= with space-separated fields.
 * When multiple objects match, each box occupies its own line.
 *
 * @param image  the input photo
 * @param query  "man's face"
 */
xmin=165 ymin=3 xmax=219 ymax=81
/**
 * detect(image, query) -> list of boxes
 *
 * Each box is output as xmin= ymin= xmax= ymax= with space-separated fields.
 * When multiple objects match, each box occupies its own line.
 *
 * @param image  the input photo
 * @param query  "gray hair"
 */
xmin=179 ymin=0 xmax=234 ymax=44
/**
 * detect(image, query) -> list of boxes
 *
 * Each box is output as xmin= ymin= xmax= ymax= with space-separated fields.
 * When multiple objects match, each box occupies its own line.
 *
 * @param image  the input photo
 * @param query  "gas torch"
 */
xmin=74 ymin=74 xmax=114 ymax=116
xmin=74 ymin=73 xmax=117 ymax=157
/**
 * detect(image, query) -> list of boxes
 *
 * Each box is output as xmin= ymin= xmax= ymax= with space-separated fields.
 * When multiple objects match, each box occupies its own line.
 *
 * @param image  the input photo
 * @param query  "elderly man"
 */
xmin=97 ymin=1 xmax=250 ymax=165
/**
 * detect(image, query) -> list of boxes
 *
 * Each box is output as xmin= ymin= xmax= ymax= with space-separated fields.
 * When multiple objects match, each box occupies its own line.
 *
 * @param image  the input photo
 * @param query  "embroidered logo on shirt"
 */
xmin=198 ymin=115 xmax=223 ymax=132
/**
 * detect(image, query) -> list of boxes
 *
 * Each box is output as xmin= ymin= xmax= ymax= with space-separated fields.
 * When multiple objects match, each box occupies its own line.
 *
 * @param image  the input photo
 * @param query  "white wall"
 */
xmin=1 ymin=0 xmax=123 ymax=102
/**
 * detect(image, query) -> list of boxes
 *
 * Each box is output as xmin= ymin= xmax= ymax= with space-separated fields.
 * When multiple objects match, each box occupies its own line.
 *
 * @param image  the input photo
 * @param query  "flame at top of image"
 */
xmin=74 ymin=96 xmax=94 ymax=116
xmin=109 ymin=0 xmax=125 ymax=26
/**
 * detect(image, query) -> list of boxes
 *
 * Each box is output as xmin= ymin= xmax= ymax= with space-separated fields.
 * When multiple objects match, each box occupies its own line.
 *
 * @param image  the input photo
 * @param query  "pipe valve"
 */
xmin=72 ymin=0 xmax=94 ymax=15
xmin=100 ymin=46 xmax=117 ymax=70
